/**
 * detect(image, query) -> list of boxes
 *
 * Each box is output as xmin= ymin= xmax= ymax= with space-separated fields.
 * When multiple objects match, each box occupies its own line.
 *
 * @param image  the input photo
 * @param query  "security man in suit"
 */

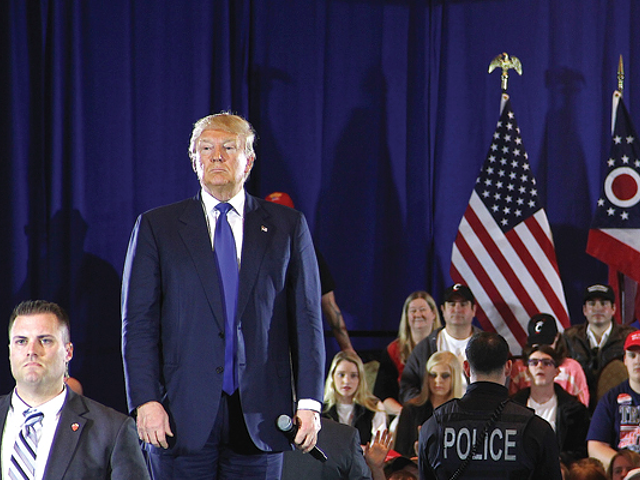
xmin=122 ymin=112 xmax=325 ymax=479
xmin=418 ymin=332 xmax=561 ymax=480
xmin=0 ymin=300 xmax=149 ymax=480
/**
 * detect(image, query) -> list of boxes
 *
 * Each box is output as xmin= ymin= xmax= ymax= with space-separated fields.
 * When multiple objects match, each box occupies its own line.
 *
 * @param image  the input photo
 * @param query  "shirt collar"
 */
xmin=587 ymin=321 xmax=613 ymax=348
xmin=11 ymin=386 xmax=67 ymax=418
xmin=201 ymin=188 xmax=245 ymax=218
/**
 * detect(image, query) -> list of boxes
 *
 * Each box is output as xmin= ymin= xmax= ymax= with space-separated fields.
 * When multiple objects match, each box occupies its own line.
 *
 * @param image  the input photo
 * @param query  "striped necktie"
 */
xmin=214 ymin=203 xmax=239 ymax=395
xmin=8 ymin=408 xmax=44 ymax=480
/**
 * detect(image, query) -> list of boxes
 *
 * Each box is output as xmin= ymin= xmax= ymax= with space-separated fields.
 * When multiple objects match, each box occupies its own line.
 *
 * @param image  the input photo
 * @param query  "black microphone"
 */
xmin=276 ymin=414 xmax=327 ymax=463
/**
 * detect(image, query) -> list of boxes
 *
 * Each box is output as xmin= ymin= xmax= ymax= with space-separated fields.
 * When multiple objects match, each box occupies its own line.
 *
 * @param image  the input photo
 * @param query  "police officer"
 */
xmin=418 ymin=332 xmax=561 ymax=479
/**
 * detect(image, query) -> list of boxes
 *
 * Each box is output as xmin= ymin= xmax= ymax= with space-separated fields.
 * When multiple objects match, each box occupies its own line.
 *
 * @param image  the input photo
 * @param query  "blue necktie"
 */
xmin=214 ymin=203 xmax=239 ymax=395
xmin=8 ymin=409 xmax=44 ymax=480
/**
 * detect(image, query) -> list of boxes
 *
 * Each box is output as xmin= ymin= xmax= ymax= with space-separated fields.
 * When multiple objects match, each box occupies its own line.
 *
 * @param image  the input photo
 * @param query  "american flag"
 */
xmin=587 ymin=92 xmax=640 ymax=322
xmin=450 ymin=95 xmax=570 ymax=352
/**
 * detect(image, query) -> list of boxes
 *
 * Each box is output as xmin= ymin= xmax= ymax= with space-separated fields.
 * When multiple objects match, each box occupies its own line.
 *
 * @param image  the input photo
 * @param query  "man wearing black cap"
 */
xmin=399 ymin=284 xmax=481 ymax=402
xmin=587 ymin=330 xmax=640 ymax=470
xmin=508 ymin=313 xmax=590 ymax=407
xmin=563 ymin=284 xmax=636 ymax=410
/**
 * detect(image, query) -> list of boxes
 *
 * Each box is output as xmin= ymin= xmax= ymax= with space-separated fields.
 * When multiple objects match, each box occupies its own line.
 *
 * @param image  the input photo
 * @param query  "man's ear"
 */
xmin=504 ymin=359 xmax=512 ymax=377
xmin=463 ymin=360 xmax=471 ymax=378
xmin=65 ymin=342 xmax=74 ymax=363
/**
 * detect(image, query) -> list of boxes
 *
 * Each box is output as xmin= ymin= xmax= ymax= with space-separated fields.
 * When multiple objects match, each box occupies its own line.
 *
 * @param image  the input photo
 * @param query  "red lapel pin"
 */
xmin=71 ymin=423 xmax=80 ymax=432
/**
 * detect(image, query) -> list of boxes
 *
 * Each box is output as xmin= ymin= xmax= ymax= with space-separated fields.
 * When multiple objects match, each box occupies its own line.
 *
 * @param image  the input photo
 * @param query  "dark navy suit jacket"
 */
xmin=0 ymin=389 xmax=149 ymax=480
xmin=121 ymin=192 xmax=325 ymax=454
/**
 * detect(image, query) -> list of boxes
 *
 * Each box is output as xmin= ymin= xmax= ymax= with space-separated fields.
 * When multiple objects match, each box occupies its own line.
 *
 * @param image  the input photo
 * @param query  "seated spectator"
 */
xmin=512 ymin=345 xmax=591 ymax=464
xmin=374 ymin=291 xmax=441 ymax=417
xmin=569 ymin=458 xmax=607 ymax=480
xmin=563 ymin=284 xmax=636 ymax=410
xmin=608 ymin=450 xmax=640 ymax=480
xmin=400 ymin=284 xmax=481 ymax=403
xmin=394 ymin=351 xmax=463 ymax=457
xmin=282 ymin=418 xmax=391 ymax=480
xmin=324 ymin=351 xmax=387 ymax=445
xmin=509 ymin=313 xmax=589 ymax=407
xmin=588 ymin=331 xmax=640 ymax=470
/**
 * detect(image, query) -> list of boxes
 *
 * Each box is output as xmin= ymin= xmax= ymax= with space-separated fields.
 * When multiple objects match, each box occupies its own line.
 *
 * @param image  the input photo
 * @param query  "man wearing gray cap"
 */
xmin=563 ymin=284 xmax=636 ymax=410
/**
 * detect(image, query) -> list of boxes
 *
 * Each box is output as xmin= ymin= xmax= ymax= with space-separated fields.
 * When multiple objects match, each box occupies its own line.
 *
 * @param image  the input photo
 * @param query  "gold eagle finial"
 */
xmin=488 ymin=52 xmax=523 ymax=92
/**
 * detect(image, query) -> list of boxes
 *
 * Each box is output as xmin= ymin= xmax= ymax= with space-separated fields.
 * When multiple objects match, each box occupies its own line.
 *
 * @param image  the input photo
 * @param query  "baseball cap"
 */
xmin=526 ymin=313 xmax=558 ymax=346
xmin=583 ymin=284 xmax=615 ymax=304
xmin=624 ymin=331 xmax=640 ymax=350
xmin=442 ymin=284 xmax=475 ymax=305
xmin=264 ymin=192 xmax=295 ymax=209
xmin=384 ymin=455 xmax=417 ymax=473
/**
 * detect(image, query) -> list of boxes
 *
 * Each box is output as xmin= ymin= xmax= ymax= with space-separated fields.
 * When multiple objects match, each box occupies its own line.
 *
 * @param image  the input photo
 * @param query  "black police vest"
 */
xmin=430 ymin=400 xmax=536 ymax=479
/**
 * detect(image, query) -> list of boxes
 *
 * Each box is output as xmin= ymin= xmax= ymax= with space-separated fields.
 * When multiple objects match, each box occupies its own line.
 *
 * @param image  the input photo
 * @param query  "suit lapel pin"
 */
xmin=71 ymin=422 xmax=80 ymax=432
xmin=261 ymin=225 xmax=268 ymax=232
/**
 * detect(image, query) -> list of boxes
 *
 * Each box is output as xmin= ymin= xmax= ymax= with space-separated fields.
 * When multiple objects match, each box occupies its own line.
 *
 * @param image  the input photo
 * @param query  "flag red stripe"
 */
xmin=508 ymin=218 xmax=571 ymax=328
xmin=587 ymin=229 xmax=640 ymax=283
xmin=464 ymin=207 xmax=539 ymax=318
xmin=525 ymin=214 xmax=563 ymax=278
xmin=454 ymin=225 xmax=528 ymax=345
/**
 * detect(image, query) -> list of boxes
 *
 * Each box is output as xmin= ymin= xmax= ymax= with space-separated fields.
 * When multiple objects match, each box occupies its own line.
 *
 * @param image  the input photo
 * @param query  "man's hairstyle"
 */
xmin=188 ymin=112 xmax=257 ymax=168
xmin=9 ymin=300 xmax=71 ymax=343
xmin=465 ymin=332 xmax=509 ymax=375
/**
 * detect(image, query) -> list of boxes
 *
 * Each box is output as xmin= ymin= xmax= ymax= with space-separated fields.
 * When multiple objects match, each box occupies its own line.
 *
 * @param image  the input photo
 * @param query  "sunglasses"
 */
xmin=527 ymin=358 xmax=556 ymax=368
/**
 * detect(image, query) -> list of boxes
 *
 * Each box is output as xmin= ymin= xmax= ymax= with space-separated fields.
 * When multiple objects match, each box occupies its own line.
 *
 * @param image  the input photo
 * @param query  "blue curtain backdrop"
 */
xmin=3 ymin=0 xmax=639 ymax=410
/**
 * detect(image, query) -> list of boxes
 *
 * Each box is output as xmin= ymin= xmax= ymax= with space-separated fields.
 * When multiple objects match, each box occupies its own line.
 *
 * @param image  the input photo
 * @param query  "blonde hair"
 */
xmin=411 ymin=351 xmax=463 ymax=407
xmin=324 ymin=351 xmax=380 ymax=412
xmin=397 ymin=291 xmax=441 ymax=364
xmin=188 ymin=112 xmax=256 ymax=171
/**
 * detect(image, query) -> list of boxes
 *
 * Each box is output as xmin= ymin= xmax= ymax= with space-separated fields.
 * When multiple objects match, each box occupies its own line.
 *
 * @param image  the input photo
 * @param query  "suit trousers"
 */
xmin=145 ymin=392 xmax=284 ymax=480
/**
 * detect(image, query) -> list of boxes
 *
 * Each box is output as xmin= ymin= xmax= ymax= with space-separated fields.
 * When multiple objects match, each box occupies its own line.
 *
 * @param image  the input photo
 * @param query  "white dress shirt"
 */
xmin=200 ymin=188 xmax=321 ymax=413
xmin=2 ymin=387 xmax=67 ymax=480
xmin=587 ymin=322 xmax=613 ymax=349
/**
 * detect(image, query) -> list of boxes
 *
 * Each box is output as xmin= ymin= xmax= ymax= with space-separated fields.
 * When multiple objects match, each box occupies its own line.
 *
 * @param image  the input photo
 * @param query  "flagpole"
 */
xmin=617 ymin=55 xmax=627 ymax=323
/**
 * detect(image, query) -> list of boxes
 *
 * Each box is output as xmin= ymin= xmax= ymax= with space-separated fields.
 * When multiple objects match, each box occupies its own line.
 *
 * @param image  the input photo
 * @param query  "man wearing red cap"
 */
xmin=587 ymin=330 xmax=640 ymax=470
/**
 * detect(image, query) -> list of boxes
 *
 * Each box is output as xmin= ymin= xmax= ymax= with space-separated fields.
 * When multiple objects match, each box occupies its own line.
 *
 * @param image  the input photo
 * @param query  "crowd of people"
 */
xmin=303 ymin=279 xmax=640 ymax=479
xmin=7 ymin=112 xmax=640 ymax=480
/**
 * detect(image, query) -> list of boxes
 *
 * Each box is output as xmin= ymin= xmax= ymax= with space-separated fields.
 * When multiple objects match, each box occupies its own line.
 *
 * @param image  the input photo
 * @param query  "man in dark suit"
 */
xmin=121 ymin=112 xmax=325 ymax=479
xmin=0 ymin=300 xmax=148 ymax=480
xmin=282 ymin=418 xmax=370 ymax=480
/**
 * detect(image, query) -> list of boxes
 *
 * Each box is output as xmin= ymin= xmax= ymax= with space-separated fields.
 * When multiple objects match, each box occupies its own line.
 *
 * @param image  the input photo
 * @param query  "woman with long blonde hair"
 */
xmin=323 ymin=351 xmax=387 ymax=444
xmin=374 ymin=291 xmax=442 ymax=416
xmin=393 ymin=351 xmax=463 ymax=457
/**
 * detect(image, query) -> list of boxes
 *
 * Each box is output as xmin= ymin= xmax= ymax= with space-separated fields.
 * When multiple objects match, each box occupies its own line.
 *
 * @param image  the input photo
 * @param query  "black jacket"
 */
xmin=512 ymin=383 xmax=591 ymax=464
xmin=563 ymin=322 xmax=636 ymax=410
xmin=394 ymin=400 xmax=434 ymax=457
xmin=400 ymin=326 xmax=481 ymax=403
xmin=323 ymin=403 xmax=376 ymax=445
